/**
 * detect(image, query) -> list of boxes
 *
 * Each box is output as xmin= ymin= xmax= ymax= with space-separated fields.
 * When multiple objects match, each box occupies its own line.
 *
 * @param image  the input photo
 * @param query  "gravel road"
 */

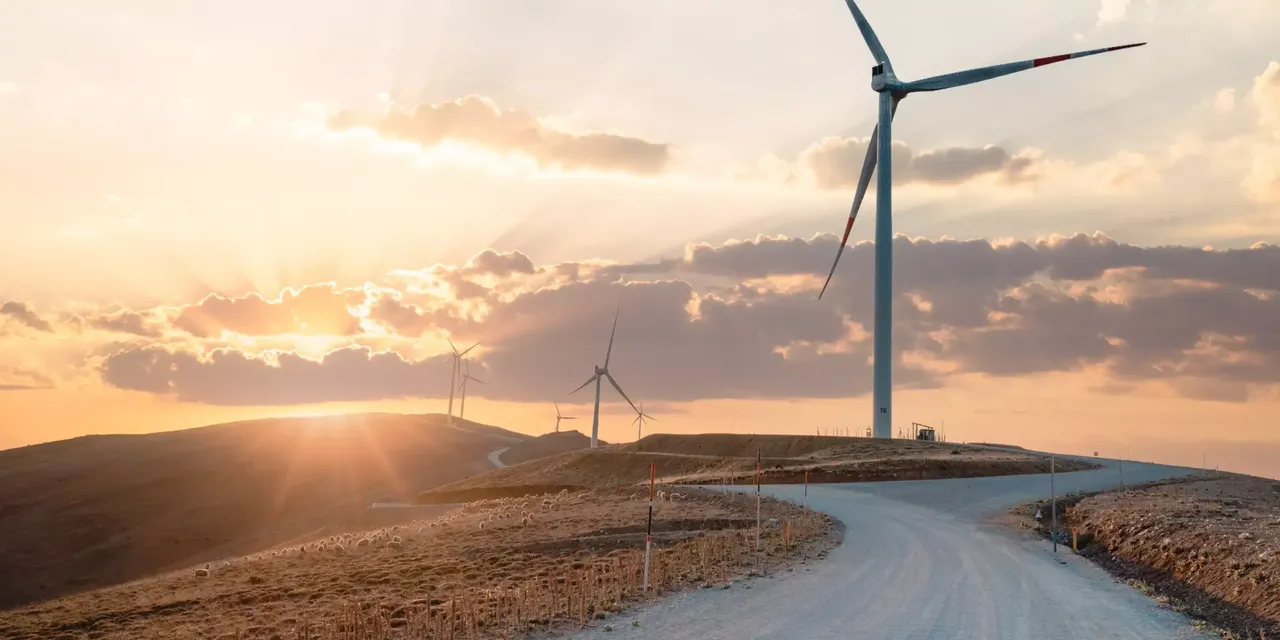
xmin=567 ymin=457 xmax=1215 ymax=640
xmin=487 ymin=447 xmax=509 ymax=469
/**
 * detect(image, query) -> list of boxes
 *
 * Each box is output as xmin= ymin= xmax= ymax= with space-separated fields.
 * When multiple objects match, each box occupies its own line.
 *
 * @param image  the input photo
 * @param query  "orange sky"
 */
xmin=1 ymin=2 xmax=1278 ymax=480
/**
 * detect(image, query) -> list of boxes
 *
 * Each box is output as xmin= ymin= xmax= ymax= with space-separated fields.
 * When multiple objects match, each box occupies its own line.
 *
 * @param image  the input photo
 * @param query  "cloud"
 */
xmin=742 ymin=137 xmax=1042 ymax=191
xmin=0 ymin=82 xmax=19 ymax=95
xmin=82 ymin=309 xmax=164 ymax=337
xmin=172 ymin=283 xmax=365 ymax=338
xmin=801 ymin=138 xmax=1040 ymax=190
xmin=1 ymin=301 xmax=53 ymax=333
xmin=1242 ymin=61 xmax=1280 ymax=204
xmin=1097 ymin=0 xmax=1132 ymax=26
xmin=0 ymin=367 xmax=53 ymax=391
xmin=327 ymin=96 xmax=672 ymax=176
xmin=102 ymin=345 xmax=456 ymax=405
xmin=77 ymin=233 xmax=1280 ymax=406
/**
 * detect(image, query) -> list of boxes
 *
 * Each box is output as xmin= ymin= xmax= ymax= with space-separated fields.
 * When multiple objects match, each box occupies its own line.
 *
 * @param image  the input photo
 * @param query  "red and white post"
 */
xmin=643 ymin=462 xmax=654 ymax=591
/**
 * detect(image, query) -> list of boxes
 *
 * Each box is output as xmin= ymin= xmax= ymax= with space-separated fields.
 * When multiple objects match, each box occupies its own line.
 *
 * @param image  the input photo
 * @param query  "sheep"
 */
xmin=387 ymin=540 xmax=402 ymax=550
xmin=418 ymin=526 xmax=428 ymax=534
xmin=195 ymin=568 xmax=209 ymax=577
xmin=356 ymin=538 xmax=372 ymax=548
xmin=478 ymin=521 xmax=486 ymax=530
xmin=520 ymin=516 xmax=529 ymax=527
xmin=391 ymin=535 xmax=402 ymax=543
xmin=333 ymin=544 xmax=346 ymax=553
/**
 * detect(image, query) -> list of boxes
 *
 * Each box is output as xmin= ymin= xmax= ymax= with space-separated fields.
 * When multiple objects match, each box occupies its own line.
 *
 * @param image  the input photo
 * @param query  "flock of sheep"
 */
xmin=192 ymin=488 xmax=598 ymax=578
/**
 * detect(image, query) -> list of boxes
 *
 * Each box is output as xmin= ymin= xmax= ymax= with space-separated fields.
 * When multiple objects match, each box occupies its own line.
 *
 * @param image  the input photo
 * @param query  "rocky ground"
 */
xmin=1015 ymin=474 xmax=1280 ymax=639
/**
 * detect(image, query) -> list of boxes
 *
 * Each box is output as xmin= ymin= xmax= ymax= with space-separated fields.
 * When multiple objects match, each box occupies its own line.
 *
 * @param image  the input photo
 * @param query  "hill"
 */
xmin=0 ymin=413 xmax=526 ymax=609
xmin=418 ymin=433 xmax=1098 ymax=503
xmin=498 ymin=429 xmax=599 ymax=467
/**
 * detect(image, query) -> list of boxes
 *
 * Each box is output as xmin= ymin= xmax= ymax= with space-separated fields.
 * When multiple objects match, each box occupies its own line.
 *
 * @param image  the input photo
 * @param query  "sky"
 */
xmin=1 ymin=0 xmax=1279 ymax=479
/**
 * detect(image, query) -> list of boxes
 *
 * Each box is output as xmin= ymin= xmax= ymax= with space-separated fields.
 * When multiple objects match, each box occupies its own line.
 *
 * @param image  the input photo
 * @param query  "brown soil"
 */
xmin=0 ymin=413 xmax=529 ymax=610
xmin=0 ymin=488 xmax=835 ymax=640
xmin=422 ymin=435 xmax=1096 ymax=503
xmin=500 ymin=430 xmax=596 ymax=467
xmin=1016 ymin=474 xmax=1280 ymax=638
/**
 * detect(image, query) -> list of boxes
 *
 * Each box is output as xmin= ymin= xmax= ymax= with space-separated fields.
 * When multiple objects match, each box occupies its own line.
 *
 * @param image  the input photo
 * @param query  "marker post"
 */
xmin=755 ymin=449 xmax=761 ymax=552
xmin=643 ymin=462 xmax=654 ymax=591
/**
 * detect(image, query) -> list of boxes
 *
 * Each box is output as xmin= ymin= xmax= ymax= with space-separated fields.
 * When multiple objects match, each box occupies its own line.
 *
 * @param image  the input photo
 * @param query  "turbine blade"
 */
xmin=644 ymin=413 xmax=657 ymax=421
xmin=818 ymin=97 xmax=900 ymax=300
xmin=555 ymin=401 xmax=562 ymax=418
xmin=469 ymin=376 xmax=485 ymax=384
xmin=842 ymin=0 xmax=891 ymax=64
xmin=459 ymin=341 xmax=480 ymax=357
xmin=603 ymin=303 xmax=621 ymax=369
xmin=604 ymin=372 xmax=640 ymax=416
xmin=563 ymin=416 xmax=577 ymax=420
xmin=447 ymin=338 xmax=458 ymax=355
xmin=569 ymin=373 xmax=598 ymax=395
xmin=902 ymin=42 xmax=1145 ymax=93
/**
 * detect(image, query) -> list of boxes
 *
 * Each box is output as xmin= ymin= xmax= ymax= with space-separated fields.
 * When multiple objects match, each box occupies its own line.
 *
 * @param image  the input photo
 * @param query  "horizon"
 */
xmin=2 ymin=0 xmax=1278 ymax=480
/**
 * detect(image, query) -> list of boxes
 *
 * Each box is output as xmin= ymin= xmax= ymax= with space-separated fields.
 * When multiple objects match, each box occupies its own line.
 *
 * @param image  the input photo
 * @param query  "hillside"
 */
xmin=0 ymin=413 xmax=526 ymax=609
xmin=419 ymin=433 xmax=1097 ymax=503
xmin=498 ymin=429 xmax=598 ymax=466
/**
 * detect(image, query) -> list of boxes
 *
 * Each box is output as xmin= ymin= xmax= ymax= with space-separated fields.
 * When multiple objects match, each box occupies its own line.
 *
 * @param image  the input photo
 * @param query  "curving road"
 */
xmin=569 ymin=458 xmax=1214 ymax=640
xmin=487 ymin=447 xmax=509 ymax=469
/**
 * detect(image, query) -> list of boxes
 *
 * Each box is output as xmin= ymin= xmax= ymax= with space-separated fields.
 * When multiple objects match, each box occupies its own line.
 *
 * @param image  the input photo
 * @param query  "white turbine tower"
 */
xmin=446 ymin=340 xmax=479 ymax=425
xmin=457 ymin=358 xmax=484 ymax=420
xmin=553 ymin=402 xmax=577 ymax=433
xmin=820 ymin=0 xmax=1145 ymax=439
xmin=569 ymin=305 xmax=641 ymax=448
xmin=632 ymin=401 xmax=655 ymax=442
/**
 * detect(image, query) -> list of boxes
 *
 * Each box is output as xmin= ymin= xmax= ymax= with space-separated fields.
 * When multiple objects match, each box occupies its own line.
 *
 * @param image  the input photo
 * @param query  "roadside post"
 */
xmin=643 ymin=462 xmax=654 ymax=591
xmin=803 ymin=469 xmax=809 ymax=510
xmin=755 ymin=449 xmax=761 ymax=552
xmin=1051 ymin=454 xmax=1057 ymax=553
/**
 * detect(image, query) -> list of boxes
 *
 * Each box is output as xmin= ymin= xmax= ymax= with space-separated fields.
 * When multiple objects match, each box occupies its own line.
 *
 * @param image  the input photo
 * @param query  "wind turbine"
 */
xmin=553 ymin=402 xmax=577 ymax=433
xmin=819 ymin=0 xmax=1144 ymax=439
xmin=457 ymin=358 xmax=484 ymax=420
xmin=632 ymin=401 xmax=656 ymax=441
xmin=569 ymin=305 xmax=641 ymax=448
xmin=446 ymin=340 xmax=479 ymax=425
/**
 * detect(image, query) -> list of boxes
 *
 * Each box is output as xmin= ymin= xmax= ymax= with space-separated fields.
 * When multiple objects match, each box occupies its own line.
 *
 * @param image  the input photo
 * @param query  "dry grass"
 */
xmin=1016 ymin=474 xmax=1280 ymax=639
xmin=422 ymin=434 xmax=1095 ymax=503
xmin=0 ymin=487 xmax=834 ymax=640
xmin=0 ymin=413 xmax=528 ymax=609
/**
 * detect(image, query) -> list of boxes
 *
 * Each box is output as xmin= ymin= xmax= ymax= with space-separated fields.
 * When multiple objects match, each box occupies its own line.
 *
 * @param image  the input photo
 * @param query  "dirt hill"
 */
xmin=499 ymin=430 xmax=598 ymax=467
xmin=419 ymin=434 xmax=1096 ymax=503
xmin=0 ymin=413 xmax=527 ymax=609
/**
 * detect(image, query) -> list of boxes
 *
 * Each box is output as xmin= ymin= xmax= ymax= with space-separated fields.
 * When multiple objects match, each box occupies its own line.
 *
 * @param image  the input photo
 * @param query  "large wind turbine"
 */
xmin=569 ymin=305 xmax=641 ymax=448
xmin=632 ymin=401 xmax=655 ymax=441
xmin=457 ymin=358 xmax=484 ymax=419
xmin=446 ymin=340 xmax=479 ymax=425
xmin=820 ymin=0 xmax=1144 ymax=439
xmin=553 ymin=402 xmax=577 ymax=433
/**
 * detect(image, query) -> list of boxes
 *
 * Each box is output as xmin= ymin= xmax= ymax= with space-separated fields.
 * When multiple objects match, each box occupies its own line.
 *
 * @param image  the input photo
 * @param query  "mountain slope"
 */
xmin=0 ymin=413 xmax=526 ymax=609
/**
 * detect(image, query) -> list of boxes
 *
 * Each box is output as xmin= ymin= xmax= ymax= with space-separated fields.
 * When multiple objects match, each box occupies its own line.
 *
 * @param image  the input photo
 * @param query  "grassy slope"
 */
xmin=0 ymin=413 xmax=526 ymax=609
xmin=420 ymin=434 xmax=1096 ymax=503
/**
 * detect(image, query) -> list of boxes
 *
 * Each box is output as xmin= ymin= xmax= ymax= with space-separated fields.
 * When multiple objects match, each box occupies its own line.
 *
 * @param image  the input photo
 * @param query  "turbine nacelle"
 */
xmin=870 ymin=62 xmax=901 ymax=92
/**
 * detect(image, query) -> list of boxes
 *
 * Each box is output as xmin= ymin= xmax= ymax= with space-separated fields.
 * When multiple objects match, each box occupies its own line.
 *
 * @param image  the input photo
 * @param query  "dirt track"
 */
xmin=568 ymin=458 xmax=1216 ymax=639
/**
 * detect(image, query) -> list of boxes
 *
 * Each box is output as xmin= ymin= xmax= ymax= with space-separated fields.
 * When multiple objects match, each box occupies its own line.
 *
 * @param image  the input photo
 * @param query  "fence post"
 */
xmin=643 ymin=462 xmax=654 ymax=591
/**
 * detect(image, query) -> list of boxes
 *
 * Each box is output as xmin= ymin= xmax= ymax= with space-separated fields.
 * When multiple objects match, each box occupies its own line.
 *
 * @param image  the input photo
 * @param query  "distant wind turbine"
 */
xmin=446 ymin=340 xmax=479 ymax=425
xmin=632 ymin=401 xmax=655 ymax=441
xmin=553 ymin=402 xmax=577 ymax=433
xmin=457 ymin=358 xmax=484 ymax=420
xmin=818 ymin=0 xmax=1145 ymax=439
xmin=569 ymin=304 xmax=641 ymax=448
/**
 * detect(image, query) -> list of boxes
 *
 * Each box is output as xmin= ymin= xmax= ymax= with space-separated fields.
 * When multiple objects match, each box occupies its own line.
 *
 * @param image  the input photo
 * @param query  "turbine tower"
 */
xmin=446 ymin=340 xmax=479 ymax=425
xmin=819 ymin=0 xmax=1144 ymax=439
xmin=569 ymin=304 xmax=641 ymax=448
xmin=632 ymin=400 xmax=655 ymax=441
xmin=553 ymin=402 xmax=577 ymax=433
xmin=457 ymin=358 xmax=484 ymax=419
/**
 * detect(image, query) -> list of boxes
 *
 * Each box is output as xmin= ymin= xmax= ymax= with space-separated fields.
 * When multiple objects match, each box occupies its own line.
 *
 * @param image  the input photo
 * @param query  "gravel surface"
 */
xmin=566 ymin=458 xmax=1216 ymax=640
